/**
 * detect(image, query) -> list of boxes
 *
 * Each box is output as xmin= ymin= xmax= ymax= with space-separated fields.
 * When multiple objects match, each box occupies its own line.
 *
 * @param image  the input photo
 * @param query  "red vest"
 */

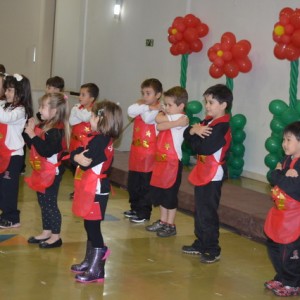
xmin=128 ymin=115 xmax=156 ymax=172
xmin=24 ymin=126 xmax=63 ymax=193
xmin=0 ymin=123 xmax=13 ymax=173
xmin=150 ymin=129 xmax=178 ymax=189
xmin=72 ymin=137 xmax=113 ymax=220
xmin=188 ymin=114 xmax=231 ymax=186
xmin=264 ymin=158 xmax=300 ymax=244
xmin=69 ymin=122 xmax=93 ymax=153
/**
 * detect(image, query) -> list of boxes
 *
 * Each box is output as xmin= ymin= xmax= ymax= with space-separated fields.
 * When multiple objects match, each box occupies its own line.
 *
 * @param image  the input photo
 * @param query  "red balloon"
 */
xmin=280 ymin=7 xmax=294 ymax=18
xmin=183 ymin=14 xmax=199 ymax=28
xmin=196 ymin=23 xmax=209 ymax=37
xmin=281 ymin=34 xmax=291 ymax=44
xmin=221 ymin=32 xmax=236 ymax=49
xmin=236 ymin=57 xmax=252 ymax=73
xmin=290 ymin=10 xmax=300 ymax=29
xmin=214 ymin=57 xmax=225 ymax=67
xmin=208 ymin=48 xmax=218 ymax=62
xmin=175 ymin=32 xmax=183 ymax=41
xmin=190 ymin=39 xmax=203 ymax=52
xmin=209 ymin=64 xmax=224 ymax=78
xmin=172 ymin=17 xmax=186 ymax=32
xmin=274 ymin=43 xmax=286 ymax=60
xmin=273 ymin=31 xmax=281 ymax=43
xmin=279 ymin=15 xmax=290 ymax=26
xmin=170 ymin=44 xmax=179 ymax=56
xmin=222 ymin=51 xmax=233 ymax=61
xmin=285 ymin=43 xmax=300 ymax=61
xmin=224 ymin=61 xmax=239 ymax=78
xmin=292 ymin=29 xmax=300 ymax=48
xmin=231 ymin=41 xmax=250 ymax=59
xmin=213 ymin=43 xmax=221 ymax=51
xmin=168 ymin=34 xmax=177 ymax=44
xmin=183 ymin=27 xmax=198 ymax=43
xmin=168 ymin=27 xmax=173 ymax=35
xmin=285 ymin=24 xmax=295 ymax=35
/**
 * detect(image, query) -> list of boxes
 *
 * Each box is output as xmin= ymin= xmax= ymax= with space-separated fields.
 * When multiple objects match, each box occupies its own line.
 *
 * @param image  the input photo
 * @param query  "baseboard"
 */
xmin=241 ymin=170 xmax=268 ymax=183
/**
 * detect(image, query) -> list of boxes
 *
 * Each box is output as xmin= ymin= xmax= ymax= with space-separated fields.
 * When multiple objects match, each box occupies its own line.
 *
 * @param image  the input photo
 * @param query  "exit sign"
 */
xmin=146 ymin=39 xmax=154 ymax=47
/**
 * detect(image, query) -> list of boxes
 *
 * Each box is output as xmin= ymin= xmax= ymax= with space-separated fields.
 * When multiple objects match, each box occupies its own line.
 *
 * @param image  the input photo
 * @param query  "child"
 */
xmin=182 ymin=84 xmax=232 ymax=263
xmin=124 ymin=78 xmax=162 ymax=223
xmin=70 ymin=100 xmax=123 ymax=283
xmin=146 ymin=86 xmax=189 ymax=237
xmin=264 ymin=121 xmax=300 ymax=297
xmin=69 ymin=83 xmax=99 ymax=199
xmin=0 ymin=74 xmax=33 ymax=228
xmin=24 ymin=93 xmax=69 ymax=248
xmin=0 ymin=64 xmax=6 ymax=100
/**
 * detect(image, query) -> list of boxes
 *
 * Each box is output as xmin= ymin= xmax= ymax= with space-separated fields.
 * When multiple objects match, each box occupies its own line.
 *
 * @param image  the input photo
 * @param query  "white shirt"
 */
xmin=0 ymin=100 xmax=26 ymax=156
xmin=127 ymin=103 xmax=159 ymax=125
xmin=69 ymin=104 xmax=92 ymax=126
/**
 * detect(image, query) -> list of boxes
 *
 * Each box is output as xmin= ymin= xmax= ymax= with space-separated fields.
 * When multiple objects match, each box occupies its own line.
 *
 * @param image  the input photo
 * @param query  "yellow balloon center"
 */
xmin=274 ymin=25 xmax=285 ymax=36
xmin=171 ymin=28 xmax=177 ymax=35
xmin=217 ymin=50 xmax=223 ymax=57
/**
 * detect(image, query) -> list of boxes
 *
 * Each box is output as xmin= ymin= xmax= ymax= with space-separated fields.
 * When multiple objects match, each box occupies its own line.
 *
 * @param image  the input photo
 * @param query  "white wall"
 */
xmin=52 ymin=0 xmax=300 ymax=181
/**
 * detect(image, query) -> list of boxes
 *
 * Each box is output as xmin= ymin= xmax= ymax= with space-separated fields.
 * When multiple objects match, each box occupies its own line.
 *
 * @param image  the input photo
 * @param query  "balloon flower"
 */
xmin=168 ymin=14 xmax=209 ymax=56
xmin=208 ymin=32 xmax=252 ymax=79
xmin=273 ymin=7 xmax=300 ymax=61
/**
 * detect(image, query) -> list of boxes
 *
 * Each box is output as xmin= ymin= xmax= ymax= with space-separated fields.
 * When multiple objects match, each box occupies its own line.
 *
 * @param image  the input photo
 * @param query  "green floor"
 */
xmin=0 ymin=170 xmax=281 ymax=300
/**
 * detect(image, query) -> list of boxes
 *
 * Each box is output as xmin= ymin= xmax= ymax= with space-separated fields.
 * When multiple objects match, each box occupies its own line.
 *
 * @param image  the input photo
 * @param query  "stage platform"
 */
xmin=110 ymin=151 xmax=272 ymax=242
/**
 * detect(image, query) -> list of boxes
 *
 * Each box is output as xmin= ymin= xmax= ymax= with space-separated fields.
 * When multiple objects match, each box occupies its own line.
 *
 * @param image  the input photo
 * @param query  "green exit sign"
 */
xmin=146 ymin=39 xmax=154 ymax=47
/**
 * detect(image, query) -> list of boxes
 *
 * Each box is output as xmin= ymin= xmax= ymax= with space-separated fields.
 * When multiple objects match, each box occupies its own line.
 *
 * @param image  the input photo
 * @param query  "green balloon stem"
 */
xmin=289 ymin=59 xmax=299 ymax=110
xmin=180 ymin=54 xmax=189 ymax=88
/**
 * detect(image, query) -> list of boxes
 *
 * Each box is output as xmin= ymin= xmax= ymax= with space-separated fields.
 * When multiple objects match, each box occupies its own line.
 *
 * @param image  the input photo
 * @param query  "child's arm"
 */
xmin=156 ymin=113 xmax=189 ymax=131
xmin=189 ymin=123 xmax=212 ymax=138
xmin=69 ymin=105 xmax=91 ymax=126
xmin=128 ymin=101 xmax=160 ymax=124
xmin=0 ymin=106 xmax=25 ymax=124
xmin=73 ymin=150 xmax=92 ymax=167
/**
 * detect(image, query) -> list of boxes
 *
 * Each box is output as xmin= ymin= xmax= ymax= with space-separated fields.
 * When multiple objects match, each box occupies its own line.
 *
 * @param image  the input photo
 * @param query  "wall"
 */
xmin=52 ymin=0 xmax=300 ymax=181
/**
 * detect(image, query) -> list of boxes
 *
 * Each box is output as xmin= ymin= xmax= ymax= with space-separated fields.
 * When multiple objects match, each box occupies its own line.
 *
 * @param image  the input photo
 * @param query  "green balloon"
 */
xmin=266 ymin=169 xmax=272 ymax=183
xmin=229 ymin=157 xmax=244 ymax=170
xmin=270 ymin=117 xmax=285 ymax=134
xmin=295 ymin=101 xmax=300 ymax=115
xmin=181 ymin=152 xmax=190 ymax=165
xmin=230 ymin=143 xmax=245 ymax=156
xmin=280 ymin=108 xmax=300 ymax=125
xmin=269 ymin=99 xmax=288 ymax=116
xmin=232 ymin=130 xmax=246 ymax=143
xmin=265 ymin=137 xmax=282 ymax=154
xmin=230 ymin=114 xmax=247 ymax=129
xmin=264 ymin=153 xmax=280 ymax=169
xmin=181 ymin=142 xmax=192 ymax=155
xmin=190 ymin=116 xmax=201 ymax=125
xmin=186 ymin=100 xmax=202 ymax=115
xmin=229 ymin=167 xmax=243 ymax=178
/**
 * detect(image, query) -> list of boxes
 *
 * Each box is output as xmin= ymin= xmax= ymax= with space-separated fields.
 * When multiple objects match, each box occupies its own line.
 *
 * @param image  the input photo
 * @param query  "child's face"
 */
xmin=79 ymin=87 xmax=94 ymax=108
xmin=5 ymin=87 xmax=15 ymax=103
xmin=46 ymin=85 xmax=60 ymax=93
xmin=204 ymin=95 xmax=227 ymax=120
xmin=163 ymin=96 xmax=184 ymax=115
xmin=282 ymin=132 xmax=300 ymax=157
xmin=90 ymin=112 xmax=100 ymax=131
xmin=39 ymin=99 xmax=57 ymax=121
xmin=141 ymin=87 xmax=160 ymax=105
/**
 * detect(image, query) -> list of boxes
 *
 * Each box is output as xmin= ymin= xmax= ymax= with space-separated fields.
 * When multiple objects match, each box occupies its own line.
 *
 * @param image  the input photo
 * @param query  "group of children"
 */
xmin=0 ymin=64 xmax=299 ymax=294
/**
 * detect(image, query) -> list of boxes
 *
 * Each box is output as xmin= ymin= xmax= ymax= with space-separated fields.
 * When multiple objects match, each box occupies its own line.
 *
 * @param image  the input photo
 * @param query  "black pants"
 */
xmin=192 ymin=181 xmax=222 ymax=256
xmin=37 ymin=172 xmax=63 ymax=234
xmin=0 ymin=155 xmax=23 ymax=223
xmin=127 ymin=170 xmax=152 ymax=219
xmin=267 ymin=237 xmax=300 ymax=287
xmin=84 ymin=194 xmax=109 ymax=248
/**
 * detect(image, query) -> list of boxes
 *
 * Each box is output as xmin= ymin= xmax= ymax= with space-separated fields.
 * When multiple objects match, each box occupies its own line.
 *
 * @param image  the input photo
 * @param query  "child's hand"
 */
xmin=74 ymin=150 xmax=92 ymax=167
xmin=275 ymin=162 xmax=282 ymax=170
xmin=286 ymin=169 xmax=299 ymax=177
xmin=24 ymin=117 xmax=36 ymax=138
xmin=176 ymin=115 xmax=189 ymax=127
xmin=190 ymin=124 xmax=212 ymax=138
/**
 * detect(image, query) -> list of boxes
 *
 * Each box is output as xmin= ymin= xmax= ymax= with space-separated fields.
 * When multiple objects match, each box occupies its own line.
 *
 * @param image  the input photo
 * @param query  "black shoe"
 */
xmin=123 ymin=210 xmax=137 ymax=218
xmin=69 ymin=192 xmax=74 ymax=200
xmin=200 ymin=253 xmax=220 ymax=264
xmin=28 ymin=236 xmax=50 ymax=244
xmin=39 ymin=238 xmax=62 ymax=249
xmin=182 ymin=245 xmax=201 ymax=255
xmin=130 ymin=216 xmax=149 ymax=223
xmin=157 ymin=224 xmax=176 ymax=237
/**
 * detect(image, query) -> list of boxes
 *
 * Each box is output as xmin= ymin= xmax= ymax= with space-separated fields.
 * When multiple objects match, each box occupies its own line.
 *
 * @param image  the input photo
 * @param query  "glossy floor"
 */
xmin=0 ymin=170 xmax=280 ymax=300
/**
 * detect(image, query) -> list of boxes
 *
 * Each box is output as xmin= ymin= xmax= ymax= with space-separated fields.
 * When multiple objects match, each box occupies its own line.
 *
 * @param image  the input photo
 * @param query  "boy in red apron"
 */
xmin=264 ymin=121 xmax=300 ymax=297
xmin=182 ymin=84 xmax=233 ymax=263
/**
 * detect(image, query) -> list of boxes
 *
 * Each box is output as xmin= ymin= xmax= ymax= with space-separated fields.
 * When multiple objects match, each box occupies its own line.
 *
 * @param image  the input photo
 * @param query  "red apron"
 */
xmin=72 ymin=137 xmax=113 ymax=220
xmin=0 ymin=123 xmax=13 ymax=173
xmin=264 ymin=158 xmax=300 ymax=244
xmin=69 ymin=122 xmax=93 ymax=153
xmin=24 ymin=127 xmax=61 ymax=193
xmin=128 ymin=116 xmax=156 ymax=172
xmin=188 ymin=114 xmax=231 ymax=186
xmin=150 ymin=129 xmax=178 ymax=189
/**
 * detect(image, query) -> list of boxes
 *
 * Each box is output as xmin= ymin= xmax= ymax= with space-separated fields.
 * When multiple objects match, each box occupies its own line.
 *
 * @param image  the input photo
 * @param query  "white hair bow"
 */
xmin=13 ymin=74 xmax=23 ymax=81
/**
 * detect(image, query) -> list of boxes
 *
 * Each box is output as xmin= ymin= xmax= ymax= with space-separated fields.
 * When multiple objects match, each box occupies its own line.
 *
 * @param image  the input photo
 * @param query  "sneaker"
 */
xmin=0 ymin=219 xmax=21 ymax=229
xmin=146 ymin=220 xmax=165 ymax=232
xmin=182 ymin=245 xmax=201 ymax=255
xmin=264 ymin=280 xmax=283 ymax=290
xmin=200 ymin=253 xmax=220 ymax=264
xmin=273 ymin=286 xmax=299 ymax=297
xmin=123 ymin=210 xmax=137 ymax=218
xmin=130 ymin=216 xmax=149 ymax=223
xmin=157 ymin=224 xmax=176 ymax=237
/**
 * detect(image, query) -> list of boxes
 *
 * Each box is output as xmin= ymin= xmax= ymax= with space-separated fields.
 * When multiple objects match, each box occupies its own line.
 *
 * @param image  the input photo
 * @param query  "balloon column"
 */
xmin=168 ymin=14 xmax=209 ymax=165
xmin=207 ymin=32 xmax=252 ymax=178
xmin=265 ymin=7 xmax=300 ymax=181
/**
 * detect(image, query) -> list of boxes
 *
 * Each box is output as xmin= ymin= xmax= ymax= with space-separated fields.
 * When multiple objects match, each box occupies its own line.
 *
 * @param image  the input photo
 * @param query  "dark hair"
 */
xmin=46 ymin=76 xmax=65 ymax=91
xmin=203 ymin=84 xmax=233 ymax=112
xmin=164 ymin=86 xmax=188 ymax=107
xmin=91 ymin=100 xmax=123 ymax=139
xmin=284 ymin=121 xmax=300 ymax=141
xmin=3 ymin=74 xmax=33 ymax=118
xmin=141 ymin=78 xmax=163 ymax=96
xmin=81 ymin=83 xmax=99 ymax=100
xmin=0 ymin=64 xmax=6 ymax=73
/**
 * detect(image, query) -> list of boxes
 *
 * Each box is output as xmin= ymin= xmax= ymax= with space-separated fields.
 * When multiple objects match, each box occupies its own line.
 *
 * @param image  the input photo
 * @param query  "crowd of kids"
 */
xmin=0 ymin=62 xmax=299 ymax=294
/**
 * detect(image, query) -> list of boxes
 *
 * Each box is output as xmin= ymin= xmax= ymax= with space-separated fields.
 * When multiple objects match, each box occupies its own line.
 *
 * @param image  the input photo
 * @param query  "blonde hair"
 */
xmin=39 ymin=93 xmax=70 ymax=148
xmin=91 ymin=100 xmax=123 ymax=139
